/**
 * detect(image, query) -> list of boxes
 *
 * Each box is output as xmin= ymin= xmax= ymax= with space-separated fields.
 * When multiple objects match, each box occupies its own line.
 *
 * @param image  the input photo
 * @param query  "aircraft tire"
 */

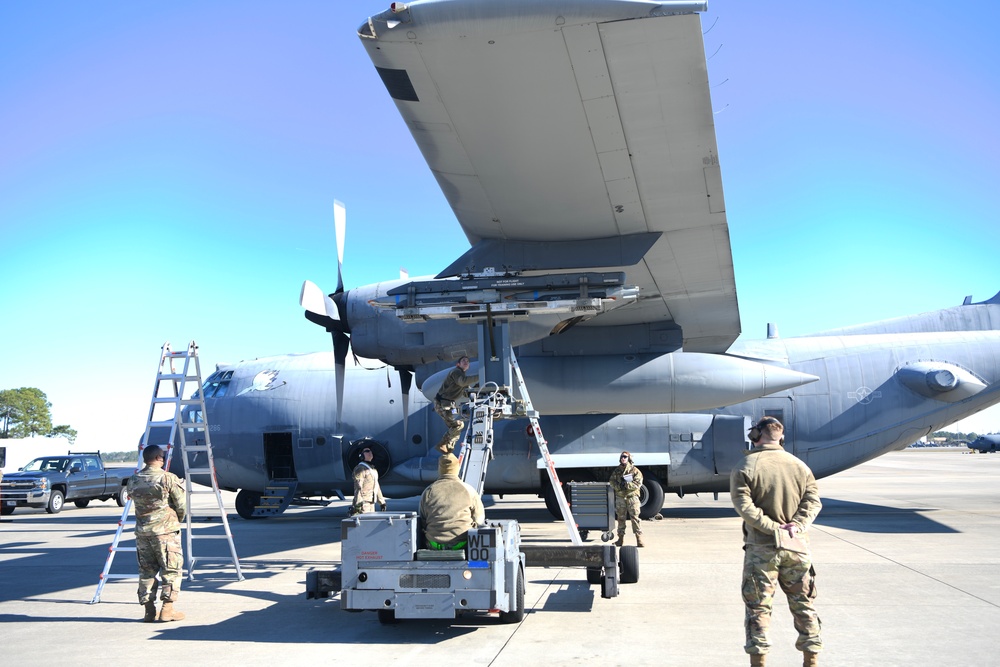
xmin=74 ymin=499 xmax=91 ymax=509
xmin=235 ymin=490 xmax=263 ymax=520
xmin=619 ymin=545 xmax=639 ymax=584
xmin=638 ymin=477 xmax=664 ymax=520
xmin=586 ymin=566 xmax=603 ymax=585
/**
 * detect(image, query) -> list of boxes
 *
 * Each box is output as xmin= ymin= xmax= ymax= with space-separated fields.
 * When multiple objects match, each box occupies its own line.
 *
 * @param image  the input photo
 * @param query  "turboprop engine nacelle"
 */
xmin=421 ymin=352 xmax=819 ymax=414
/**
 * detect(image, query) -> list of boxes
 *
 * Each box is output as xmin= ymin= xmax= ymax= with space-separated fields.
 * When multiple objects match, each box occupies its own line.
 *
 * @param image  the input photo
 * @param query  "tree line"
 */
xmin=0 ymin=388 xmax=78 ymax=443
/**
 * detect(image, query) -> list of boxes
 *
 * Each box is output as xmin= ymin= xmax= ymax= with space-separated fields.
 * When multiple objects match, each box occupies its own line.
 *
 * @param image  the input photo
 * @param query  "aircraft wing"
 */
xmin=359 ymin=0 xmax=739 ymax=352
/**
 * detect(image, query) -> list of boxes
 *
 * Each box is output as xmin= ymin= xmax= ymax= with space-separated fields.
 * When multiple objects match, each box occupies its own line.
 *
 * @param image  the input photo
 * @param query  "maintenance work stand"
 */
xmin=306 ymin=271 xmax=641 ymax=620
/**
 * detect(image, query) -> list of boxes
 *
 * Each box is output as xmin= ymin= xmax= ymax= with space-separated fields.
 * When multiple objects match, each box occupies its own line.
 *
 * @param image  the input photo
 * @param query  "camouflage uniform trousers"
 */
xmin=741 ymin=545 xmax=822 ymax=655
xmin=614 ymin=494 xmax=642 ymax=537
xmin=136 ymin=531 xmax=183 ymax=604
xmin=434 ymin=400 xmax=464 ymax=453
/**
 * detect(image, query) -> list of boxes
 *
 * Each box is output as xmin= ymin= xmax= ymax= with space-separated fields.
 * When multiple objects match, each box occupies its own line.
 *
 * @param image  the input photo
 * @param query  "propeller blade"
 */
xmin=333 ymin=330 xmax=350 ymax=428
xmin=399 ymin=368 xmax=413 ymax=443
xmin=334 ymin=200 xmax=346 ymax=294
xmin=300 ymin=280 xmax=339 ymax=320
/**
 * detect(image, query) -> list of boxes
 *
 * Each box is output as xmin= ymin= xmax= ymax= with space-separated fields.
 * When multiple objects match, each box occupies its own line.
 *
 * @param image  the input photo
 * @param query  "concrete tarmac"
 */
xmin=1 ymin=449 xmax=998 ymax=666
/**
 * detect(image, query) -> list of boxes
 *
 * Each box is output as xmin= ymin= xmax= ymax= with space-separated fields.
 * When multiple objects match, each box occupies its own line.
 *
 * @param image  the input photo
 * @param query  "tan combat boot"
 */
xmin=142 ymin=601 xmax=157 ymax=623
xmin=803 ymin=651 xmax=818 ymax=667
xmin=750 ymin=654 xmax=766 ymax=667
xmin=614 ymin=534 xmax=624 ymax=547
xmin=636 ymin=534 xmax=645 ymax=547
xmin=158 ymin=601 xmax=186 ymax=622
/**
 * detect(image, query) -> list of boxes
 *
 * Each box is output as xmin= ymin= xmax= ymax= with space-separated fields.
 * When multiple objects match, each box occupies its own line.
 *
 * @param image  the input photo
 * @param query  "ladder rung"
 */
xmin=147 ymin=420 xmax=177 ymax=429
xmin=111 ymin=546 xmax=137 ymax=552
xmin=158 ymin=373 xmax=199 ymax=381
xmin=102 ymin=573 xmax=138 ymax=580
xmin=186 ymin=467 xmax=213 ymax=475
xmin=188 ymin=535 xmax=231 ymax=540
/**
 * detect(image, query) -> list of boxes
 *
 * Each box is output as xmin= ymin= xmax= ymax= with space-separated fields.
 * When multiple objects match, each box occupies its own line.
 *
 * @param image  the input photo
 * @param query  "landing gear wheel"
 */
xmin=499 ymin=567 xmax=525 ymax=624
xmin=619 ymin=545 xmax=639 ymax=584
xmin=377 ymin=609 xmax=398 ymax=625
xmin=235 ymin=490 xmax=263 ymax=520
xmin=74 ymin=499 xmax=91 ymax=509
xmin=586 ymin=566 xmax=603 ymax=585
xmin=46 ymin=489 xmax=64 ymax=514
xmin=541 ymin=482 xmax=563 ymax=519
xmin=638 ymin=477 xmax=664 ymax=519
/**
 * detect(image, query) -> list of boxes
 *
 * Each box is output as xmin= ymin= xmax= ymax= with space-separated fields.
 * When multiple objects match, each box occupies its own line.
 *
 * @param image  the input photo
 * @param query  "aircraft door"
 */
xmin=751 ymin=398 xmax=795 ymax=454
xmin=263 ymin=432 xmax=296 ymax=481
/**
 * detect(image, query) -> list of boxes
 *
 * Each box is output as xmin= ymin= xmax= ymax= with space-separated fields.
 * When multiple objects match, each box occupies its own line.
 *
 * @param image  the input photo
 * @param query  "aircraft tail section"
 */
xmin=805 ymin=290 xmax=1000 ymax=337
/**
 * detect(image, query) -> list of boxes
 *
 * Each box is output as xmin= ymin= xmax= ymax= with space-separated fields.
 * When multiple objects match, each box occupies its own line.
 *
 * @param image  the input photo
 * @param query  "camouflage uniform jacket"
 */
xmin=436 ymin=366 xmax=477 ymax=402
xmin=609 ymin=462 xmax=643 ymax=499
xmin=419 ymin=475 xmax=485 ymax=546
xmin=127 ymin=465 xmax=186 ymax=536
xmin=352 ymin=462 xmax=385 ymax=507
xmin=730 ymin=442 xmax=821 ymax=547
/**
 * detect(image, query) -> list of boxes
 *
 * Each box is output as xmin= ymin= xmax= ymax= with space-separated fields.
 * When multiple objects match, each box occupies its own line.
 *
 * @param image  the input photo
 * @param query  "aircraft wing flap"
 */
xmin=360 ymin=1 xmax=739 ymax=352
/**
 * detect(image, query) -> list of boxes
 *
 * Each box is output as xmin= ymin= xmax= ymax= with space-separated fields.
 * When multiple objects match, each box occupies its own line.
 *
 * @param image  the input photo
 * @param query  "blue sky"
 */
xmin=2 ymin=0 xmax=998 ymax=451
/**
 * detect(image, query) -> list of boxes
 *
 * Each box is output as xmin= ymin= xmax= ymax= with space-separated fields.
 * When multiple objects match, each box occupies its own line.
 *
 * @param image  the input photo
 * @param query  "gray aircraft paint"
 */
xmin=180 ymin=292 xmax=1000 ymax=512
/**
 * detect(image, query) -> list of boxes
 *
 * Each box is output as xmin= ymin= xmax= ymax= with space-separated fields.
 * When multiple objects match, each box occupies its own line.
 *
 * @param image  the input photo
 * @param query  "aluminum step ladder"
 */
xmin=91 ymin=341 xmax=243 ymax=604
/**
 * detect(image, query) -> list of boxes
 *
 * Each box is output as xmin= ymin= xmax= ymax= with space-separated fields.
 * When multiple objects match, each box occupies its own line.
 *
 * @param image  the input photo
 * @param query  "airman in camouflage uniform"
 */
xmin=351 ymin=446 xmax=386 ymax=514
xmin=609 ymin=450 xmax=644 ymax=547
xmin=731 ymin=417 xmax=822 ymax=667
xmin=127 ymin=444 xmax=186 ymax=623
xmin=433 ymin=356 xmax=478 ymax=454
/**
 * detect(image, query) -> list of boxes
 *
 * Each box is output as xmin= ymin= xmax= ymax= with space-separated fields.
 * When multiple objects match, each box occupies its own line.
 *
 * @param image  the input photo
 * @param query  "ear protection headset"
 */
xmin=748 ymin=417 xmax=782 ymax=443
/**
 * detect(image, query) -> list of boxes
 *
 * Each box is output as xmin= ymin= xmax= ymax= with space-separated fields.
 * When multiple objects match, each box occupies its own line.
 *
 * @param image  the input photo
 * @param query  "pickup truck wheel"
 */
xmin=116 ymin=486 xmax=129 ymax=507
xmin=0 ymin=504 xmax=14 ymax=516
xmin=47 ymin=490 xmax=65 ymax=514
xmin=499 ymin=566 xmax=525 ymax=624
xmin=74 ymin=499 xmax=91 ymax=509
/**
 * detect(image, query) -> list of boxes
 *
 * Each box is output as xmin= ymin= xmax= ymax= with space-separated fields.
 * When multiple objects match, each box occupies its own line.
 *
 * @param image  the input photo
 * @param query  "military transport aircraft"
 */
xmin=174 ymin=0 xmax=1000 ymax=520
xmin=968 ymin=434 xmax=1000 ymax=453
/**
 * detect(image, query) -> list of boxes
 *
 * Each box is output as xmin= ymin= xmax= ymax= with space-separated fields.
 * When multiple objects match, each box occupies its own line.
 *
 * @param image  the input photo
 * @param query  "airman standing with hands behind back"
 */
xmin=731 ymin=416 xmax=823 ymax=667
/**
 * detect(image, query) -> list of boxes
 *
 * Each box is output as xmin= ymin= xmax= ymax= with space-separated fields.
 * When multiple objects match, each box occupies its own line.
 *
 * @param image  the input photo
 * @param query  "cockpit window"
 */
xmin=199 ymin=370 xmax=234 ymax=399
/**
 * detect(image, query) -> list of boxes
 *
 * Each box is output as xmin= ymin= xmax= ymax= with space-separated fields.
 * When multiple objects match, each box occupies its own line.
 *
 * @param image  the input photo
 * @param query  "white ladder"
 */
xmin=90 ymin=341 xmax=242 ymax=604
xmin=508 ymin=349 xmax=582 ymax=546
xmin=455 ymin=333 xmax=582 ymax=547
xmin=167 ymin=341 xmax=244 ymax=582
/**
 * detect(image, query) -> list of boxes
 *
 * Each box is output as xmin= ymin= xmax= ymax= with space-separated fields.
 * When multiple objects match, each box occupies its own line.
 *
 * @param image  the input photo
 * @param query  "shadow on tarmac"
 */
xmin=813 ymin=497 xmax=958 ymax=533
